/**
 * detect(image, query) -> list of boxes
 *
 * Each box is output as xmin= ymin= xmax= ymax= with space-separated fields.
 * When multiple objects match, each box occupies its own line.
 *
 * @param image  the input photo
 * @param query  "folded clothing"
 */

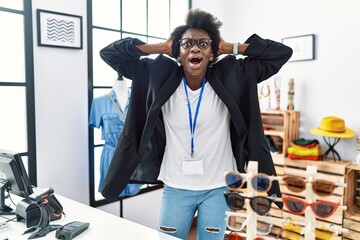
xmin=288 ymin=153 xmax=322 ymax=161
xmin=287 ymin=138 xmax=322 ymax=160
xmin=293 ymin=138 xmax=320 ymax=148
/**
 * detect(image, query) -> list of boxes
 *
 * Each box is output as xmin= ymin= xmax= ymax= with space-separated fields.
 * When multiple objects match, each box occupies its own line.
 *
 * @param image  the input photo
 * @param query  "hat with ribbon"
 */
xmin=310 ymin=116 xmax=355 ymax=138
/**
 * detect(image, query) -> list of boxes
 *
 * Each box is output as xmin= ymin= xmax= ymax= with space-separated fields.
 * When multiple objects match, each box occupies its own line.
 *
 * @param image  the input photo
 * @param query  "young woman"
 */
xmin=100 ymin=8 xmax=292 ymax=240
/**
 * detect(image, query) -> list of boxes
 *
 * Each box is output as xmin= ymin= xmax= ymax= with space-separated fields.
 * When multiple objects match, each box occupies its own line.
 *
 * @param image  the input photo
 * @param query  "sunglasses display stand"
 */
xmin=244 ymin=160 xmax=258 ymax=240
xmin=304 ymin=165 xmax=317 ymax=240
xmin=300 ymin=165 xmax=349 ymax=240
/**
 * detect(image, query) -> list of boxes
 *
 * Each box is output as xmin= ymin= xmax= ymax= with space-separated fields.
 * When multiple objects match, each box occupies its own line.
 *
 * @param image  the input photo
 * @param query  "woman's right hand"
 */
xmin=164 ymin=37 xmax=173 ymax=57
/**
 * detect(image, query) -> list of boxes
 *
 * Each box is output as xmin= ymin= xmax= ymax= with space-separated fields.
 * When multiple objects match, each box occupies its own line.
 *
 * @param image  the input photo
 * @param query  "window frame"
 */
xmin=0 ymin=1 xmax=37 ymax=186
xmin=88 ymin=0 xmax=191 ymax=208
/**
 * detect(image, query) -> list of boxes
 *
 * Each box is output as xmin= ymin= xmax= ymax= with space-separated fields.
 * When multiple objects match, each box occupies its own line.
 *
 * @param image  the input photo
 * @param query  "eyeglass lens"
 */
xmin=180 ymin=38 xmax=211 ymax=49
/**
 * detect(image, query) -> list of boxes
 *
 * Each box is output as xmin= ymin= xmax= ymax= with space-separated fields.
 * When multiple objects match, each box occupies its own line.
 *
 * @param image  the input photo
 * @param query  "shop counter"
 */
xmin=0 ymin=194 xmax=180 ymax=240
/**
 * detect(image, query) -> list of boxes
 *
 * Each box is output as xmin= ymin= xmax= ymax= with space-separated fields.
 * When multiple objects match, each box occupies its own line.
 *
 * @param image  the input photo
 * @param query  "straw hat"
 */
xmin=310 ymin=116 xmax=355 ymax=138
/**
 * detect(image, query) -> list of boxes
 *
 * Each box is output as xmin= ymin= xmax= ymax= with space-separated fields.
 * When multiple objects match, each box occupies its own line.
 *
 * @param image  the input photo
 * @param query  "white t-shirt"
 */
xmin=158 ymin=80 xmax=237 ymax=190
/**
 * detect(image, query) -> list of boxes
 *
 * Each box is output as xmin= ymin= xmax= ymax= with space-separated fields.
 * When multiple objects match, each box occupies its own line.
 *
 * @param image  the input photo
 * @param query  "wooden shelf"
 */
xmin=264 ymin=130 xmax=285 ymax=138
xmin=261 ymin=110 xmax=300 ymax=157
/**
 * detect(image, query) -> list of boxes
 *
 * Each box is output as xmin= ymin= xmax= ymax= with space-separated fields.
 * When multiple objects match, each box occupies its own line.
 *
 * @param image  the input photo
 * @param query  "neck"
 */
xmin=185 ymin=74 xmax=206 ymax=90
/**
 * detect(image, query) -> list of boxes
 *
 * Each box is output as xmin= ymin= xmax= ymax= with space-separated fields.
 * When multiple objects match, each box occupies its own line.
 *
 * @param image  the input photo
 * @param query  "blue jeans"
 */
xmin=157 ymin=185 xmax=229 ymax=240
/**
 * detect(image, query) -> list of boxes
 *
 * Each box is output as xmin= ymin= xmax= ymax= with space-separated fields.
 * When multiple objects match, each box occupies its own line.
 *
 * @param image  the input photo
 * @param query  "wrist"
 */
xmin=232 ymin=42 xmax=239 ymax=55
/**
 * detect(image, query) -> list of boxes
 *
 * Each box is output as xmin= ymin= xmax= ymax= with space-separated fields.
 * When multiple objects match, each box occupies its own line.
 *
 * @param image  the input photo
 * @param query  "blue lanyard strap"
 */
xmin=183 ymin=76 xmax=206 ymax=157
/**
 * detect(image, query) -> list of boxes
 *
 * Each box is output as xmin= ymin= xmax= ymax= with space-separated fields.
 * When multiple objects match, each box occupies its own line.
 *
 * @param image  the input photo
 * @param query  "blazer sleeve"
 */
xmin=99 ymin=38 xmax=151 ymax=80
xmin=242 ymin=34 xmax=293 ymax=83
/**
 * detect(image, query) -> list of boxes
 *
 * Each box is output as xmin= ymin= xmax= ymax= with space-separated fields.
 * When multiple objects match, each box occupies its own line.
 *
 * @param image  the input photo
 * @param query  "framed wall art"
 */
xmin=36 ymin=9 xmax=83 ymax=49
xmin=282 ymin=34 xmax=315 ymax=62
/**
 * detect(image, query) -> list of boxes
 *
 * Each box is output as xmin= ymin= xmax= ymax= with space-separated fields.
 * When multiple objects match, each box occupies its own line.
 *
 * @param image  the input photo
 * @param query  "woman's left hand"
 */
xmin=218 ymin=36 xmax=226 ymax=55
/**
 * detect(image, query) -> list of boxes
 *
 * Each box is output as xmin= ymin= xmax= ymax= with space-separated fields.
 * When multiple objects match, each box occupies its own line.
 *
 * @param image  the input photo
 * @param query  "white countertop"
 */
xmin=0 ymin=194 xmax=180 ymax=240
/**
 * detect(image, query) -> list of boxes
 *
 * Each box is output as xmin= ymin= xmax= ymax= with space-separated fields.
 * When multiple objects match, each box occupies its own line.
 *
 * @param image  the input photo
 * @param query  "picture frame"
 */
xmin=36 ymin=9 xmax=83 ymax=49
xmin=282 ymin=34 xmax=315 ymax=62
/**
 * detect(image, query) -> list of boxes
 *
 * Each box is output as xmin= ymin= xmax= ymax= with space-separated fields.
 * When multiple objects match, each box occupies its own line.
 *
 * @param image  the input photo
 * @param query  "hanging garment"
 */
xmin=89 ymin=89 xmax=142 ymax=197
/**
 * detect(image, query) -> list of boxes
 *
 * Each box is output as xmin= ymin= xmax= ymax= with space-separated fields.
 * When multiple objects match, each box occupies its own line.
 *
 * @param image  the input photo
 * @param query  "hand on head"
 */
xmin=217 ymin=36 xmax=226 ymax=55
xmin=165 ymin=37 xmax=174 ymax=57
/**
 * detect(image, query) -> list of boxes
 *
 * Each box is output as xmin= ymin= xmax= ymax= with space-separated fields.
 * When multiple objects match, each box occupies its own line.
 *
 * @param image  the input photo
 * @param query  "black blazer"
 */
xmin=99 ymin=34 xmax=292 ymax=203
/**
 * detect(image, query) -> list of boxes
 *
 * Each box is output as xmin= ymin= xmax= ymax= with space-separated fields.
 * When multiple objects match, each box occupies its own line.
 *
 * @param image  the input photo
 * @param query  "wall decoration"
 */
xmin=36 ymin=9 xmax=83 ymax=49
xmin=282 ymin=34 xmax=315 ymax=62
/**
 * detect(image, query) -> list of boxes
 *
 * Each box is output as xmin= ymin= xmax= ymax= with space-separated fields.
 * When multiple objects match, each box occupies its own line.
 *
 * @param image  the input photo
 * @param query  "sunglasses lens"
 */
xmin=226 ymin=172 xmax=243 ymax=190
xmin=313 ymin=202 xmax=335 ymax=217
xmin=225 ymin=193 xmax=245 ymax=210
xmin=283 ymin=176 xmax=305 ymax=192
xmin=250 ymin=197 xmax=271 ymax=215
xmin=228 ymin=233 xmax=244 ymax=240
xmin=252 ymin=175 xmax=270 ymax=192
xmin=312 ymin=180 xmax=336 ymax=196
xmin=227 ymin=215 xmax=245 ymax=231
xmin=257 ymin=220 xmax=271 ymax=235
xmin=284 ymin=198 xmax=305 ymax=214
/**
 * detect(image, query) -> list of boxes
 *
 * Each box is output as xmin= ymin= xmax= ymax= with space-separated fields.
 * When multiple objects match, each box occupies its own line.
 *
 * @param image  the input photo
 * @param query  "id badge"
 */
xmin=182 ymin=159 xmax=204 ymax=175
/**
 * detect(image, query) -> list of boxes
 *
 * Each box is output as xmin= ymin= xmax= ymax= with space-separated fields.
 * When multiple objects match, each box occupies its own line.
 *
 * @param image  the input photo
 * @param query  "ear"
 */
xmin=210 ymin=54 xmax=214 ymax=62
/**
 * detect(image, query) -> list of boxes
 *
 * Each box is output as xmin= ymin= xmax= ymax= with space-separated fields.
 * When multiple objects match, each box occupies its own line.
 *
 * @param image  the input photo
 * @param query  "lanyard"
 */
xmin=183 ymin=76 xmax=206 ymax=157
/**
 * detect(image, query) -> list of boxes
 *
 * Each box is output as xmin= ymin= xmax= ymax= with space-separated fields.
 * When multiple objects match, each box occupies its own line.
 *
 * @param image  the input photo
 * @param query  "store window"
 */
xmin=88 ymin=0 xmax=191 ymax=207
xmin=0 ymin=1 xmax=36 ymax=184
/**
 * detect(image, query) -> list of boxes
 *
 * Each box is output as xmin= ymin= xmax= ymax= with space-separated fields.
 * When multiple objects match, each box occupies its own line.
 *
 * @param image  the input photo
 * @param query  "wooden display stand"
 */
xmin=343 ymin=163 xmax=360 ymax=240
xmin=261 ymin=110 xmax=300 ymax=158
xmin=281 ymin=158 xmax=349 ymax=240
xmin=221 ymin=110 xmax=359 ymax=239
xmin=261 ymin=110 xmax=300 ymax=179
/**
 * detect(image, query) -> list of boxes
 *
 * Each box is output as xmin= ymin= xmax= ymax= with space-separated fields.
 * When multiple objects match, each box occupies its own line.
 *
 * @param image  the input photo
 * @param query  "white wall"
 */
xmin=194 ymin=0 xmax=360 ymax=161
xmin=32 ymin=0 xmax=89 ymax=203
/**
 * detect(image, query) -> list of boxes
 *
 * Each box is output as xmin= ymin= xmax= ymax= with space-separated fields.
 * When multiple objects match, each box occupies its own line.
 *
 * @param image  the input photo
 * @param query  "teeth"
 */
xmin=190 ymin=58 xmax=202 ymax=64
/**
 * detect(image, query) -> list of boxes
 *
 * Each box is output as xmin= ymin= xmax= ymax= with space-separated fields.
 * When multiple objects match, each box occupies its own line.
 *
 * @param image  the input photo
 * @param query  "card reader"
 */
xmin=55 ymin=221 xmax=89 ymax=239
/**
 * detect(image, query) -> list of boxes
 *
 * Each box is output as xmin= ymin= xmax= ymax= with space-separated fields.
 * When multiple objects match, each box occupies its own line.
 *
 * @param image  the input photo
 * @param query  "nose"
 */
xmin=190 ymin=43 xmax=201 ymax=52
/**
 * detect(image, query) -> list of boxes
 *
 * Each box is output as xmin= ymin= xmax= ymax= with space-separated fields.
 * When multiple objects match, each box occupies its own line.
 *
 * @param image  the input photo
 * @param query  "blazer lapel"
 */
xmin=206 ymin=70 xmax=247 ymax=137
xmin=138 ymin=67 xmax=183 ymax=155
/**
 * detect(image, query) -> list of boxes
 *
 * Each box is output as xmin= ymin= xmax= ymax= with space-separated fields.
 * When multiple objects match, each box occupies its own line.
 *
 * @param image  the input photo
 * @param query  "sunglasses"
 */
xmin=227 ymin=233 xmax=265 ymax=240
xmin=224 ymin=211 xmax=273 ymax=235
xmin=224 ymin=192 xmax=281 ymax=215
xmin=179 ymin=38 xmax=212 ymax=50
xmin=225 ymin=171 xmax=279 ymax=192
xmin=282 ymin=195 xmax=340 ymax=218
xmin=282 ymin=175 xmax=338 ymax=196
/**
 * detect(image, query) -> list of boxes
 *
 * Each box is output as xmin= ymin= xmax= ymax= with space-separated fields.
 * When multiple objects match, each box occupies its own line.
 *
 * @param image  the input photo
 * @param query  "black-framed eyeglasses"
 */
xmin=179 ymin=38 xmax=212 ymax=49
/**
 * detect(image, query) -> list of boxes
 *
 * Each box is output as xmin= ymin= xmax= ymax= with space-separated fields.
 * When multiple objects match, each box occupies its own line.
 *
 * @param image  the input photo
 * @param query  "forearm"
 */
xmin=219 ymin=41 xmax=249 ymax=55
xmin=136 ymin=42 xmax=172 ymax=55
xmin=100 ymin=37 xmax=149 ymax=78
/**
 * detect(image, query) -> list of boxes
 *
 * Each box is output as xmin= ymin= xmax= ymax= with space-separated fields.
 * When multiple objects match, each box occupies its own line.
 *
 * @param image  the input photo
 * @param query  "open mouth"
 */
xmin=189 ymin=57 xmax=203 ymax=65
